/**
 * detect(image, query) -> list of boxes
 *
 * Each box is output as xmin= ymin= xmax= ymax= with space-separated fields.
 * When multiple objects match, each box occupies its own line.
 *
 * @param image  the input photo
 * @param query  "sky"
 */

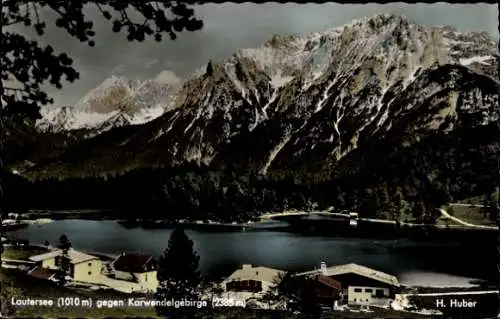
xmin=9 ymin=3 xmax=499 ymax=108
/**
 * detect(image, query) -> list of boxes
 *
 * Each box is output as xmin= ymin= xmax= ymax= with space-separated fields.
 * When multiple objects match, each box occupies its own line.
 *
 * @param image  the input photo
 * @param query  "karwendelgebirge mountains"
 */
xmin=5 ymin=14 xmax=500 ymax=217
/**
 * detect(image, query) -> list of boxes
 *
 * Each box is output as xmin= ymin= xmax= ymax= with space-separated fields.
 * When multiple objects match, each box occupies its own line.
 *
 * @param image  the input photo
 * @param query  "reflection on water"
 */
xmin=8 ymin=220 xmax=496 ymax=282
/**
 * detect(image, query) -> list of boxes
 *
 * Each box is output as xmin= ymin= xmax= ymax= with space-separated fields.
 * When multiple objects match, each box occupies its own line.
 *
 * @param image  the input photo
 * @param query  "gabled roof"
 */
xmin=316 ymin=275 xmax=342 ymax=290
xmin=112 ymin=252 xmax=154 ymax=273
xmin=28 ymin=266 xmax=58 ymax=280
xmin=224 ymin=264 xmax=285 ymax=284
xmin=29 ymin=248 xmax=98 ymax=264
xmin=296 ymin=263 xmax=399 ymax=287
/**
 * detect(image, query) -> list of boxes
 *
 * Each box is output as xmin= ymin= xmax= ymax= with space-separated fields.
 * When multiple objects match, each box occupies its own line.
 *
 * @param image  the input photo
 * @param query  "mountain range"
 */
xmin=35 ymin=75 xmax=179 ymax=135
xmin=5 ymin=13 xmax=500 ymax=219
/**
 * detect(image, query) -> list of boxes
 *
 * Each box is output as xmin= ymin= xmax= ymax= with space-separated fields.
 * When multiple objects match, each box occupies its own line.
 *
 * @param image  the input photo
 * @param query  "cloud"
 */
xmin=111 ymin=65 xmax=125 ymax=75
xmin=144 ymin=59 xmax=159 ymax=69
xmin=154 ymin=70 xmax=182 ymax=85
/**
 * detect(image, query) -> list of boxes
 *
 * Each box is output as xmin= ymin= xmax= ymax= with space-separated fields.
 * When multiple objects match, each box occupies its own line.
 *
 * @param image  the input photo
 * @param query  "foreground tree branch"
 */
xmin=0 ymin=1 xmax=203 ymax=313
xmin=1 ymin=0 xmax=203 ymax=121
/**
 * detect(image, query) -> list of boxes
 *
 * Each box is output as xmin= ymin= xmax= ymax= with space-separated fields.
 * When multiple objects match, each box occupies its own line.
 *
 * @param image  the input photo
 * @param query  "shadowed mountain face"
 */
xmin=5 ymin=14 xmax=500 ymax=217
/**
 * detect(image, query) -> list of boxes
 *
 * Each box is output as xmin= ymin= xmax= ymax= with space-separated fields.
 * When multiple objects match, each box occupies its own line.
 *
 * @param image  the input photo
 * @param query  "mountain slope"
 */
xmin=35 ymin=75 xmax=179 ymax=135
xmin=26 ymin=14 xmax=499 ymax=180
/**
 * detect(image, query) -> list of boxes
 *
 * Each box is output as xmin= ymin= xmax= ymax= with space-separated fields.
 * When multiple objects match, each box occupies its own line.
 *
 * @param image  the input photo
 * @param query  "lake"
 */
xmin=7 ymin=219 xmax=497 ymax=284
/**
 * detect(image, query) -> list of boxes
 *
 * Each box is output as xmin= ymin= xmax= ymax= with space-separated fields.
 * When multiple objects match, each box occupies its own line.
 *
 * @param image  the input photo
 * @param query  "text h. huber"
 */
xmin=435 ymin=298 xmax=477 ymax=308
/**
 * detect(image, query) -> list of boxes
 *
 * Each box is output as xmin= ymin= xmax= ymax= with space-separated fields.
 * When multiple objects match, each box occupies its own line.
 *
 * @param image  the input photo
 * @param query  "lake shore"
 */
xmin=7 ymin=209 xmax=497 ymax=242
xmin=22 ymin=209 xmax=122 ymax=221
xmin=17 ymin=208 xmax=498 ymax=228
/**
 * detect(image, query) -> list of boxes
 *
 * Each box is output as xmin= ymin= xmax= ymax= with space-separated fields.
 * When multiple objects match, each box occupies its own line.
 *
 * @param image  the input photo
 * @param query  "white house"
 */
xmin=296 ymin=262 xmax=400 ymax=306
xmin=220 ymin=264 xmax=285 ymax=300
xmin=110 ymin=252 xmax=158 ymax=293
xmin=28 ymin=248 xmax=103 ymax=284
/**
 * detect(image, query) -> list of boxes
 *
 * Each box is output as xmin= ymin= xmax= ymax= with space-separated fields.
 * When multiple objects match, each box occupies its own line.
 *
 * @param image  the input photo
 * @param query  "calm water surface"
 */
xmin=9 ymin=220 xmax=496 ymax=284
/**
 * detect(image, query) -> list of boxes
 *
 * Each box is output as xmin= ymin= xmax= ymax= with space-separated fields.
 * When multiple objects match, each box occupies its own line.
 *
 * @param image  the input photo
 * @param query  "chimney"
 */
xmin=320 ymin=261 xmax=327 ymax=275
xmin=242 ymin=264 xmax=252 ymax=270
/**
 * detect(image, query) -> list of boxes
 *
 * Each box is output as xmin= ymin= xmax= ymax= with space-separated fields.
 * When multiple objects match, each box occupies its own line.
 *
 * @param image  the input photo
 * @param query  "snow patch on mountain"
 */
xmin=459 ymin=55 xmax=494 ymax=66
xmin=128 ymin=105 xmax=165 ymax=125
xmin=36 ymin=104 xmax=167 ymax=134
xmin=74 ymin=75 xmax=176 ymax=114
xmin=270 ymin=74 xmax=294 ymax=88
xmin=36 ymin=74 xmax=180 ymax=133
xmin=37 ymin=107 xmax=119 ymax=131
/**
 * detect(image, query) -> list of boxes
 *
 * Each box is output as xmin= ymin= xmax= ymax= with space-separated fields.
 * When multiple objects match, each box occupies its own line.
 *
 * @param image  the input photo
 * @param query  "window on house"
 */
xmin=145 ymin=274 xmax=148 ymax=282
xmin=88 ymin=262 xmax=92 ymax=267
xmin=354 ymin=288 xmax=362 ymax=293
xmin=375 ymin=289 xmax=384 ymax=297
xmin=365 ymin=288 xmax=373 ymax=293
xmin=88 ymin=271 xmax=92 ymax=275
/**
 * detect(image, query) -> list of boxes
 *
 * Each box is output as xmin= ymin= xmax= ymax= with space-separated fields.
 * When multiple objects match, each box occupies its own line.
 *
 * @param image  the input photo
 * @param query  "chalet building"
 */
xmin=28 ymin=248 xmax=103 ymax=284
xmin=296 ymin=262 xmax=400 ymax=306
xmin=111 ymin=252 xmax=158 ymax=292
xmin=221 ymin=264 xmax=285 ymax=299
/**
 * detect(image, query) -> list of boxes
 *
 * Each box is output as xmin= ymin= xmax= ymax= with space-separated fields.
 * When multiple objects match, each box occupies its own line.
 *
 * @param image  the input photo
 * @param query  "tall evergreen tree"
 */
xmin=413 ymin=200 xmax=426 ymax=221
xmin=482 ymin=195 xmax=490 ymax=219
xmin=56 ymin=234 xmax=72 ymax=286
xmin=392 ymin=189 xmax=406 ymax=220
xmin=489 ymin=186 xmax=500 ymax=221
xmin=263 ymin=271 xmax=296 ymax=306
xmin=377 ymin=183 xmax=390 ymax=213
xmin=206 ymin=60 xmax=213 ymax=76
xmin=156 ymin=227 xmax=202 ymax=318
xmin=298 ymin=278 xmax=321 ymax=319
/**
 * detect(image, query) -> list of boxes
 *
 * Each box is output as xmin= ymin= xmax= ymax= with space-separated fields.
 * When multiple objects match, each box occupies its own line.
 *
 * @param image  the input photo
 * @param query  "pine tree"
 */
xmin=56 ymin=234 xmax=72 ymax=286
xmin=489 ymin=186 xmax=500 ymax=221
xmin=206 ymin=60 xmax=213 ymax=76
xmin=482 ymin=195 xmax=490 ymax=219
xmin=413 ymin=200 xmax=426 ymax=221
xmin=156 ymin=227 xmax=202 ymax=318
xmin=392 ymin=189 xmax=406 ymax=220
xmin=298 ymin=278 xmax=321 ymax=319
xmin=378 ymin=183 xmax=390 ymax=214
xmin=263 ymin=271 xmax=295 ymax=306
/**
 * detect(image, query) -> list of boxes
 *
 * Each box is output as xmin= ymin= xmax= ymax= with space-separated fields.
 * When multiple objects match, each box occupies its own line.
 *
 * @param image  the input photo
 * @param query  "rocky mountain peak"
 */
xmin=75 ymin=75 xmax=177 ymax=114
xmin=36 ymin=73 xmax=181 ymax=134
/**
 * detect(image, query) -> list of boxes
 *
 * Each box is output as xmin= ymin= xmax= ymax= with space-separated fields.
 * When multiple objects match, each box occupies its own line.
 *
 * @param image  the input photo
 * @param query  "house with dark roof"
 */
xmin=111 ymin=252 xmax=158 ymax=292
xmin=295 ymin=262 xmax=400 ymax=306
